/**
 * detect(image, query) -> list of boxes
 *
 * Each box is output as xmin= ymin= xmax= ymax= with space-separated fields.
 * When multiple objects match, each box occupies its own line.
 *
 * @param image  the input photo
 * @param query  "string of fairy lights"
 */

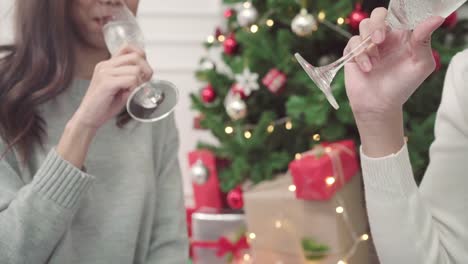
xmin=222 ymin=123 xmax=372 ymax=263
xmin=240 ymin=148 xmax=370 ymax=264
xmin=223 ymin=116 xmax=297 ymax=138
xmin=224 ymin=117 xmax=323 ymax=159
xmin=206 ymin=3 xmax=352 ymax=45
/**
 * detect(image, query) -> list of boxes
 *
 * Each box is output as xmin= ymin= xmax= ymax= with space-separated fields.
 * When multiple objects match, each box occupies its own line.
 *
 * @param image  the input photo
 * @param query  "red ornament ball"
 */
xmin=227 ymin=187 xmax=244 ymax=209
xmin=223 ymin=34 xmax=239 ymax=55
xmin=231 ymin=83 xmax=248 ymax=99
xmin=432 ymin=49 xmax=442 ymax=72
xmin=348 ymin=4 xmax=369 ymax=30
xmin=443 ymin=12 xmax=458 ymax=29
xmin=201 ymin=84 xmax=217 ymax=103
xmin=224 ymin=8 xmax=235 ymax=19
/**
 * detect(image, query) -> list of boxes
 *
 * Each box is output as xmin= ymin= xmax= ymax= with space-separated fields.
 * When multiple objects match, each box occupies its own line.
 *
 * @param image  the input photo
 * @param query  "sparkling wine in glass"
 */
xmin=101 ymin=1 xmax=178 ymax=122
xmin=295 ymin=0 xmax=467 ymax=110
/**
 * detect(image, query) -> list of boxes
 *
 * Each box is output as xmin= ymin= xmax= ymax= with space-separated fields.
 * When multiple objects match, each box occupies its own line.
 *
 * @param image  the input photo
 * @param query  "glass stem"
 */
xmin=332 ymin=34 xmax=373 ymax=71
xmin=331 ymin=24 xmax=393 ymax=72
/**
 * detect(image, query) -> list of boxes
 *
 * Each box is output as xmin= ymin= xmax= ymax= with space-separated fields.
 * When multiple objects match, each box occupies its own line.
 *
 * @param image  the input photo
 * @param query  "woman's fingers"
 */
xmin=106 ymin=75 xmax=142 ymax=95
xmin=346 ymin=7 xmax=390 ymax=72
xmin=366 ymin=8 xmax=389 ymax=60
xmin=107 ymin=65 xmax=151 ymax=83
xmin=358 ymin=18 xmax=379 ymax=67
xmin=116 ymin=44 xmax=146 ymax=59
xmin=412 ymin=16 xmax=444 ymax=47
xmin=346 ymin=36 xmax=372 ymax=72
xmin=405 ymin=16 xmax=444 ymax=75
xmin=110 ymin=44 xmax=153 ymax=80
xmin=108 ymin=52 xmax=154 ymax=80
xmin=369 ymin=7 xmax=388 ymax=44
xmin=411 ymin=16 xmax=445 ymax=60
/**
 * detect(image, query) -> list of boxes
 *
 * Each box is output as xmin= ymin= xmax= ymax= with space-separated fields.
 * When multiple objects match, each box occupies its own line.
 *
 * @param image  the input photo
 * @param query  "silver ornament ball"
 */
xmin=291 ymin=8 xmax=318 ymax=37
xmin=190 ymin=160 xmax=209 ymax=185
xmin=225 ymin=93 xmax=247 ymax=120
xmin=237 ymin=2 xmax=258 ymax=27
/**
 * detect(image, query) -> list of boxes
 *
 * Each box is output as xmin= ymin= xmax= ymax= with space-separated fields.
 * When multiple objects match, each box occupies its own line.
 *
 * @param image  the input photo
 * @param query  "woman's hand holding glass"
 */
xmin=344 ymin=8 xmax=445 ymax=157
xmin=345 ymin=7 xmax=444 ymax=119
xmin=73 ymin=45 xmax=152 ymax=131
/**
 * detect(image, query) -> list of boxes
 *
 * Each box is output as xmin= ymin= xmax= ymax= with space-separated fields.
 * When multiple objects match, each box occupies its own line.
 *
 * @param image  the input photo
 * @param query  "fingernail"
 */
xmin=372 ymin=30 xmax=383 ymax=43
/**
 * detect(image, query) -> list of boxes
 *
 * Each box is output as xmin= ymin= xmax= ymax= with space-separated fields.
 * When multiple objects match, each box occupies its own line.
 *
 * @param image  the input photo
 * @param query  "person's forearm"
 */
xmin=57 ymin=117 xmax=97 ymax=168
xmin=355 ymin=109 xmax=406 ymax=158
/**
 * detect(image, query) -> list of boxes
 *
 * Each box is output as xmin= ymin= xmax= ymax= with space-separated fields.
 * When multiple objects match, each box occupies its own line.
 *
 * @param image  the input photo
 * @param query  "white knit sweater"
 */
xmin=361 ymin=49 xmax=468 ymax=264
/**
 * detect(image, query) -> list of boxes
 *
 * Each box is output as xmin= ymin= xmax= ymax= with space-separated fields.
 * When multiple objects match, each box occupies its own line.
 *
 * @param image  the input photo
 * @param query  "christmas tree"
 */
xmin=191 ymin=0 xmax=468 ymax=193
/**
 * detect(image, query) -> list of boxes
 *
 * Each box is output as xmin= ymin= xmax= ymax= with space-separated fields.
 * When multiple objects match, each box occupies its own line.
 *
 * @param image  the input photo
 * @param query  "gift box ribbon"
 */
xmin=192 ymin=235 xmax=249 ymax=259
xmin=300 ymin=142 xmax=355 ymax=193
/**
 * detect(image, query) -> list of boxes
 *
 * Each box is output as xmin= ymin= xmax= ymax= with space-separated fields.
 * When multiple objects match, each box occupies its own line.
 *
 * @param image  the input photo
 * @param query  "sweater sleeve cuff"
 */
xmin=360 ymin=143 xmax=418 ymax=199
xmin=31 ymin=148 xmax=94 ymax=209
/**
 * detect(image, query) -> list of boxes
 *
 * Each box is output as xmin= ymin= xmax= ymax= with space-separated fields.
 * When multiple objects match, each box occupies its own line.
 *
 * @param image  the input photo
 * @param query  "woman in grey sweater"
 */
xmin=0 ymin=0 xmax=188 ymax=263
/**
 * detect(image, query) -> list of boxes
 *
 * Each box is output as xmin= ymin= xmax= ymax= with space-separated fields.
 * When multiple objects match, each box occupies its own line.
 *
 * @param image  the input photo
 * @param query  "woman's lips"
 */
xmin=94 ymin=16 xmax=112 ymax=27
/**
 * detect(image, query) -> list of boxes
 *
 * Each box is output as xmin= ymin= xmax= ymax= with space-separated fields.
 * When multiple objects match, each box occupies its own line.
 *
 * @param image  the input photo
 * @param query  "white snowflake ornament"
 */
xmin=234 ymin=68 xmax=259 ymax=96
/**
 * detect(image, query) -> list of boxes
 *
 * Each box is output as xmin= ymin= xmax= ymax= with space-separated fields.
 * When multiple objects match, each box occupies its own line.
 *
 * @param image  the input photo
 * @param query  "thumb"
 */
xmin=411 ymin=16 xmax=445 ymax=48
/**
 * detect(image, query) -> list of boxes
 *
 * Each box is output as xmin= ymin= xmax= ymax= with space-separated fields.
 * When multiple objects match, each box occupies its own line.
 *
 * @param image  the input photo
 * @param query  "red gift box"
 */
xmin=262 ymin=68 xmax=287 ymax=95
xmin=193 ymin=114 xmax=206 ymax=129
xmin=186 ymin=207 xmax=197 ymax=258
xmin=288 ymin=140 xmax=359 ymax=201
xmin=188 ymin=150 xmax=223 ymax=209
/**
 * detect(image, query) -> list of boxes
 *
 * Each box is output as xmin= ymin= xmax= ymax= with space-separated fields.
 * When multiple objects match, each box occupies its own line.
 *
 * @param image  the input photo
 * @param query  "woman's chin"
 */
xmin=81 ymin=35 xmax=108 ymax=52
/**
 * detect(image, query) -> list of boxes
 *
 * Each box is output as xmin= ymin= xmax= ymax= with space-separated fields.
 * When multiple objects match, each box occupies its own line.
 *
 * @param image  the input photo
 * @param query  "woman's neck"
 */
xmin=73 ymin=42 xmax=110 ymax=80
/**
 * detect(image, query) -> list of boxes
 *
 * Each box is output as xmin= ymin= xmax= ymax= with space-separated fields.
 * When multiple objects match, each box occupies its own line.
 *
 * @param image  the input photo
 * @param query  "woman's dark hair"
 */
xmin=0 ymin=1 xmax=130 ymax=162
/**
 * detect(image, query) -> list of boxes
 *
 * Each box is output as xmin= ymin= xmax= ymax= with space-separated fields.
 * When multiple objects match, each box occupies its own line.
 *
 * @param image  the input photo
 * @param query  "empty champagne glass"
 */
xmin=295 ymin=0 xmax=467 ymax=110
xmin=100 ymin=0 xmax=179 ymax=122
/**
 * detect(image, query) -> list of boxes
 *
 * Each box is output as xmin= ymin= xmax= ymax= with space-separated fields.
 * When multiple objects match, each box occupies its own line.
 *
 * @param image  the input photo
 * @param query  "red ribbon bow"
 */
xmin=191 ymin=235 xmax=249 ymax=260
xmin=216 ymin=236 xmax=249 ymax=259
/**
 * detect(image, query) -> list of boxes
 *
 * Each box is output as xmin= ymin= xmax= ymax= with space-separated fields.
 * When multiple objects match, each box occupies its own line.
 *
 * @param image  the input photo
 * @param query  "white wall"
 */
xmin=0 ymin=0 xmax=14 ymax=45
xmin=137 ymin=0 xmax=221 ymax=199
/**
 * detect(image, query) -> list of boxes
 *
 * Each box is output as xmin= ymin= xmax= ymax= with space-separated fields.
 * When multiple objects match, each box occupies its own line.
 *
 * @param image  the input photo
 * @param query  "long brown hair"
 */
xmin=0 ymin=1 xmax=130 ymax=163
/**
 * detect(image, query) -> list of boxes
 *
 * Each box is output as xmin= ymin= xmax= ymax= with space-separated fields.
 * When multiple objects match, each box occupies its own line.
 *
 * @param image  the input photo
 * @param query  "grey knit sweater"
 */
xmin=0 ymin=79 xmax=188 ymax=263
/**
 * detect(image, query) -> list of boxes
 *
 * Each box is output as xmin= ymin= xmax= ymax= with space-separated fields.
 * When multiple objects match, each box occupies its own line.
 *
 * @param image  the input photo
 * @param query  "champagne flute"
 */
xmin=100 ymin=0 xmax=179 ymax=122
xmin=295 ymin=0 xmax=467 ymax=110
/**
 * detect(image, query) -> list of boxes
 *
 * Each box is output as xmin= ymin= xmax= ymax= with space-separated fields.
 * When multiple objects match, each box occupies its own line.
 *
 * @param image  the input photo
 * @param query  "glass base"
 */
xmin=295 ymin=53 xmax=340 ymax=110
xmin=126 ymin=80 xmax=179 ymax=123
xmin=133 ymin=88 xmax=165 ymax=109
